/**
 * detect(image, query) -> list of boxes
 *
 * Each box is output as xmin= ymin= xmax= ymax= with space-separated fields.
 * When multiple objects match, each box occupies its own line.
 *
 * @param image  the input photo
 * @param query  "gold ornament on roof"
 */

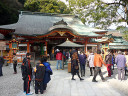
xmin=58 ymin=31 xmax=66 ymax=36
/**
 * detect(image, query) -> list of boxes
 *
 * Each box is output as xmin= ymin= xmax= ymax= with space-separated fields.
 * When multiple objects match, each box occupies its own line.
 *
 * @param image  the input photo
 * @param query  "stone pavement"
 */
xmin=0 ymin=60 xmax=128 ymax=96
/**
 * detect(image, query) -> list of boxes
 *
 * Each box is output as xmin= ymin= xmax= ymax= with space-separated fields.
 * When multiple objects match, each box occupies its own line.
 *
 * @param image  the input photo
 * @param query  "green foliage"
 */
xmin=24 ymin=0 xmax=71 ymax=14
xmin=67 ymin=0 xmax=128 ymax=29
xmin=18 ymin=0 xmax=25 ymax=4
xmin=116 ymin=26 xmax=128 ymax=40
xmin=0 ymin=1 xmax=18 ymax=25
xmin=123 ymin=30 xmax=128 ymax=41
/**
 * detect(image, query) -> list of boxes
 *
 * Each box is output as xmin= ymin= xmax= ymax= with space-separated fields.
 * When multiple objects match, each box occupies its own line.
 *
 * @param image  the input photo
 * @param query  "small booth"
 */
xmin=57 ymin=39 xmax=84 ymax=72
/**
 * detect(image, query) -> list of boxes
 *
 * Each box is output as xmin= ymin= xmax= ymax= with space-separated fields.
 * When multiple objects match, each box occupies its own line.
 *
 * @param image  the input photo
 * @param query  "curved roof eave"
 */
xmin=48 ymin=25 xmax=80 ymax=35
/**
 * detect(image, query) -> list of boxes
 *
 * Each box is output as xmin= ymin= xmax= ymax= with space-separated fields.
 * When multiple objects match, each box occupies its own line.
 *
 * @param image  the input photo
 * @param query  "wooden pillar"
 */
xmin=84 ymin=40 xmax=87 ymax=53
xmin=9 ymin=41 xmax=12 ymax=63
xmin=27 ymin=42 xmax=30 ymax=53
xmin=41 ymin=43 xmax=44 ymax=55
xmin=45 ymin=41 xmax=47 ymax=56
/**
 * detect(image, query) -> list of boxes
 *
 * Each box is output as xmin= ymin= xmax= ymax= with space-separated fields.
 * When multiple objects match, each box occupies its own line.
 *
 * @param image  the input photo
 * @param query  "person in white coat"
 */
xmin=88 ymin=52 xmax=95 ymax=76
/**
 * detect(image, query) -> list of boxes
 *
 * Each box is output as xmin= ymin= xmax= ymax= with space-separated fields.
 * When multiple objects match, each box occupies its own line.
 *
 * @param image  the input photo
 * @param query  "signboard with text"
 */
xmin=0 ymin=41 xmax=6 ymax=50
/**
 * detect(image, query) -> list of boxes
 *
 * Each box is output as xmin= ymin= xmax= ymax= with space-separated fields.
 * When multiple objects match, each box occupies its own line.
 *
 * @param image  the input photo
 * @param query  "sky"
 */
xmin=60 ymin=0 xmax=68 ymax=4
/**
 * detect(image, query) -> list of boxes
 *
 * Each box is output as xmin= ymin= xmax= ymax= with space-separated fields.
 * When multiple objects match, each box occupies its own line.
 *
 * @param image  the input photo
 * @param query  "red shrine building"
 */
xmin=0 ymin=11 xmax=108 ymax=64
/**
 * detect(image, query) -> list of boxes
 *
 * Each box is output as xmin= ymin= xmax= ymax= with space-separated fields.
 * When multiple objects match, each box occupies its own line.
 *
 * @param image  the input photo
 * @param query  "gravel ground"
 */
xmin=0 ymin=65 xmax=23 ymax=96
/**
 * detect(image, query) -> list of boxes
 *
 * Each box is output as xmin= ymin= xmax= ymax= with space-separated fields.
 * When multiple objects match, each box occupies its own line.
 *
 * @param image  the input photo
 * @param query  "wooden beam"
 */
xmin=27 ymin=42 xmax=30 ymax=53
xmin=84 ymin=39 xmax=88 ymax=53
xmin=0 ymin=29 xmax=14 ymax=35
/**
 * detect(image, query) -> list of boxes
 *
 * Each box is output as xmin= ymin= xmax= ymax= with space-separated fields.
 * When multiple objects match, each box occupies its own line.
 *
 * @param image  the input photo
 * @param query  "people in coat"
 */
xmin=13 ymin=53 xmax=17 ymax=74
xmin=42 ymin=57 xmax=53 ymax=90
xmin=88 ymin=52 xmax=95 ymax=76
xmin=71 ymin=49 xmax=84 ymax=81
xmin=0 ymin=56 xmax=4 ymax=76
xmin=105 ymin=49 xmax=113 ymax=77
xmin=34 ymin=58 xmax=45 ymax=94
xmin=56 ymin=50 xmax=63 ymax=70
xmin=92 ymin=50 xmax=107 ymax=82
xmin=125 ymin=52 xmax=128 ymax=76
xmin=115 ymin=51 xmax=126 ymax=80
xmin=21 ymin=53 xmax=33 ymax=95
xmin=78 ymin=51 xmax=86 ymax=77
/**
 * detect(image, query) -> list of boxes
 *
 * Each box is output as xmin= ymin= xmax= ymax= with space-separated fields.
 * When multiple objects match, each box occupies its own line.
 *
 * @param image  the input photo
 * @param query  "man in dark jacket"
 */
xmin=21 ymin=53 xmax=33 ymax=95
xmin=0 ymin=56 xmax=4 ymax=76
xmin=34 ymin=58 xmax=45 ymax=94
xmin=105 ymin=50 xmax=113 ymax=77
xmin=78 ymin=51 xmax=86 ymax=77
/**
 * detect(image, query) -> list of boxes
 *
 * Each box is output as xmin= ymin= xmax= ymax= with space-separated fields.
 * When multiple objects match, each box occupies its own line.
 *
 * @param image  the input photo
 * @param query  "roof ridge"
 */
xmin=19 ymin=11 xmax=77 ymax=17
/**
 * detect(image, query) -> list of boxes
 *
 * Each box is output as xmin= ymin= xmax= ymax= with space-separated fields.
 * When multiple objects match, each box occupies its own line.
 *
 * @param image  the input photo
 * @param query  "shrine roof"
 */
xmin=0 ymin=11 xmax=107 ymax=37
xmin=109 ymin=37 xmax=128 ymax=49
xmin=0 ymin=34 xmax=4 ymax=39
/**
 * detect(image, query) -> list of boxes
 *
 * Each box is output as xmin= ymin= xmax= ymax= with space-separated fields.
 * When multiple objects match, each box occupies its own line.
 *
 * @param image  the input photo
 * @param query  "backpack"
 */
xmin=35 ymin=64 xmax=45 ymax=81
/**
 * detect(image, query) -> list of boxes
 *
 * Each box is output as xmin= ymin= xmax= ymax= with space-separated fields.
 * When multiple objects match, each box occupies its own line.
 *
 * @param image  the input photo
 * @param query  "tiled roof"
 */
xmin=0 ymin=11 xmax=107 ymax=37
xmin=57 ymin=39 xmax=84 ymax=47
xmin=0 ymin=34 xmax=4 ymax=39
xmin=106 ymin=30 xmax=122 ymax=37
xmin=109 ymin=37 xmax=128 ymax=49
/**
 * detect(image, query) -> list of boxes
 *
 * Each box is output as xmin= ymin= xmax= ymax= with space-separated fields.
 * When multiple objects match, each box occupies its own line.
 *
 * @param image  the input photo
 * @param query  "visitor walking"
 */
xmin=51 ymin=47 xmax=54 ymax=60
xmin=105 ymin=49 xmax=113 ymax=77
xmin=21 ymin=53 xmax=33 ymax=95
xmin=34 ymin=58 xmax=45 ymax=94
xmin=56 ymin=49 xmax=63 ymax=70
xmin=42 ymin=57 xmax=53 ymax=90
xmin=92 ymin=50 xmax=107 ymax=82
xmin=88 ymin=51 xmax=95 ymax=76
xmin=13 ymin=53 xmax=17 ymax=74
xmin=115 ymin=51 xmax=126 ymax=80
xmin=112 ymin=52 xmax=115 ymax=70
xmin=0 ymin=56 xmax=4 ymax=76
xmin=78 ymin=51 xmax=86 ymax=77
xmin=125 ymin=52 xmax=128 ymax=76
xmin=71 ymin=49 xmax=84 ymax=81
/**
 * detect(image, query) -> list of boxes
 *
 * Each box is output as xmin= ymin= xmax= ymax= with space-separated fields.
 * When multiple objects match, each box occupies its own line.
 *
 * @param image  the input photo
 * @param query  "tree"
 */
xmin=18 ymin=0 xmax=25 ymax=4
xmin=24 ymin=0 xmax=71 ymax=14
xmin=0 ymin=1 xmax=19 ymax=25
xmin=67 ymin=0 xmax=128 ymax=39
xmin=67 ymin=0 xmax=128 ymax=28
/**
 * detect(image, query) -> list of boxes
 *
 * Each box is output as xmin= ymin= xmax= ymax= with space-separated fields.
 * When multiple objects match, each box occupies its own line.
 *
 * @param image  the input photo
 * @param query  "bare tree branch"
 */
xmin=105 ymin=3 xmax=125 ymax=7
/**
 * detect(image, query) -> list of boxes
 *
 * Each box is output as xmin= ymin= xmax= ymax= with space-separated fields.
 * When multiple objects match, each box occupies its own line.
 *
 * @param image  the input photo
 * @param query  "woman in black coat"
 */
xmin=71 ymin=49 xmax=84 ymax=81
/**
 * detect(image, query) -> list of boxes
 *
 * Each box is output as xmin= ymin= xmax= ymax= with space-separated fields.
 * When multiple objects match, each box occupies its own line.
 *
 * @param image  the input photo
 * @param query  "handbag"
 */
xmin=75 ymin=66 xmax=79 ymax=69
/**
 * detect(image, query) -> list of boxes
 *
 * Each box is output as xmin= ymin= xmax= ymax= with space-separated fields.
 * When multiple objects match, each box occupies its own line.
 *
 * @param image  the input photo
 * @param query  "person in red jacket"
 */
xmin=56 ymin=50 xmax=63 ymax=70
